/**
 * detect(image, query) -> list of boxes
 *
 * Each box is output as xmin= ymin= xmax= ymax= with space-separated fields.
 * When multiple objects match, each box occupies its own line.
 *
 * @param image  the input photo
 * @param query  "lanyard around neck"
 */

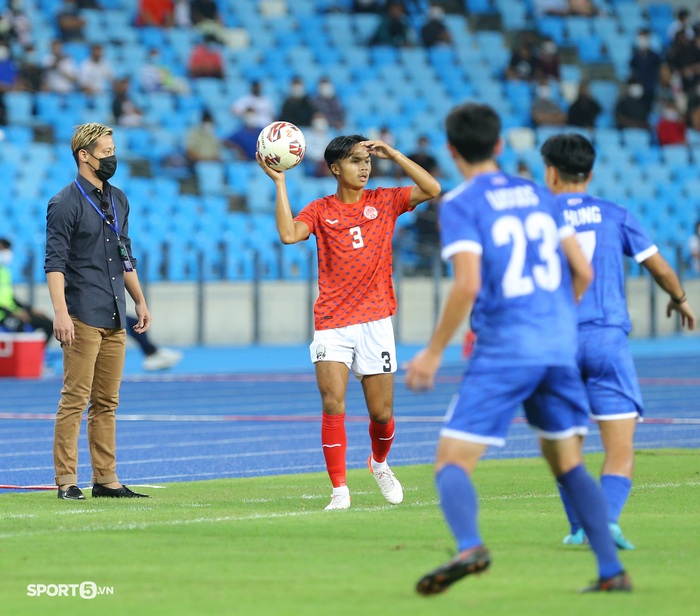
xmin=74 ymin=179 xmax=119 ymax=238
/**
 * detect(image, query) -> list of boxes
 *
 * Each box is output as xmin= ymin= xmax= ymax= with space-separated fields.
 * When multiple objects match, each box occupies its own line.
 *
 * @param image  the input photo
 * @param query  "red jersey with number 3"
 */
xmin=295 ymin=186 xmax=413 ymax=330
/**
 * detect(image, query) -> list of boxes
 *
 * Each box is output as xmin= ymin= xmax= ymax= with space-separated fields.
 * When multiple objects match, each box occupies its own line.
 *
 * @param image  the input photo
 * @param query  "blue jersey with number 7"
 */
xmin=439 ymin=172 xmax=578 ymax=367
xmin=555 ymin=193 xmax=657 ymax=333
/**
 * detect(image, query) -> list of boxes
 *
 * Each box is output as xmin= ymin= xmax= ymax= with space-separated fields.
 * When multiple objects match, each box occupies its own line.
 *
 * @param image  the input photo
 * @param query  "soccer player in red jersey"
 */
xmin=258 ymin=135 xmax=440 ymax=510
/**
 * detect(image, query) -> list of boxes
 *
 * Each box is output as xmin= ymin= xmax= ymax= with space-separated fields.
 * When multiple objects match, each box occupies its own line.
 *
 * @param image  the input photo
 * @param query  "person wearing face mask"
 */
xmin=656 ymin=98 xmax=687 ymax=145
xmin=615 ymin=79 xmax=650 ymax=130
xmin=45 ymin=122 xmax=151 ymax=500
xmin=630 ymin=28 xmax=662 ymax=114
xmin=0 ymin=238 xmax=54 ymax=345
xmin=185 ymin=108 xmax=222 ymax=169
xmin=304 ymin=112 xmax=333 ymax=177
xmin=231 ymin=80 xmax=275 ymax=128
xmin=311 ymin=76 xmax=346 ymax=130
xmin=223 ymin=106 xmax=264 ymax=161
xmin=536 ymin=38 xmax=561 ymax=81
xmin=280 ymin=76 xmax=315 ymax=128
xmin=531 ymin=80 xmax=567 ymax=127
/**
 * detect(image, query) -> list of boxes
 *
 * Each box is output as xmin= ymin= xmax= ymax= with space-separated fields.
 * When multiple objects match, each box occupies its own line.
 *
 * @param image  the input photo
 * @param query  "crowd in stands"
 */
xmin=0 ymin=0 xmax=699 ymax=282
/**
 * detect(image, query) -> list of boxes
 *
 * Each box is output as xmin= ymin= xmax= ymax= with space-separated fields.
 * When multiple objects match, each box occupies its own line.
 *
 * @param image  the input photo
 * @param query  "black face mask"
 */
xmin=94 ymin=154 xmax=117 ymax=181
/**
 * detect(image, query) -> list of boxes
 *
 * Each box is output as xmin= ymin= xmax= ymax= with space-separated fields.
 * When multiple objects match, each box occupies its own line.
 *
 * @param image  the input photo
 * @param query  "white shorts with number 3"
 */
xmin=309 ymin=317 xmax=396 ymax=378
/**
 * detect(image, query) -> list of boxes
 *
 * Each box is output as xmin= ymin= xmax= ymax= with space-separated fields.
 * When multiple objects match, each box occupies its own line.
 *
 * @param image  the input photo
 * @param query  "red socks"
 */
xmin=322 ymin=412 xmax=347 ymax=487
xmin=369 ymin=416 xmax=395 ymax=463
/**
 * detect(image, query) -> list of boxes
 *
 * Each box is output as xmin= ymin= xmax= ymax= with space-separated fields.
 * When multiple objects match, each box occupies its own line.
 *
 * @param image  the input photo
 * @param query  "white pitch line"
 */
xmin=1 ymin=480 xmax=697 ymax=539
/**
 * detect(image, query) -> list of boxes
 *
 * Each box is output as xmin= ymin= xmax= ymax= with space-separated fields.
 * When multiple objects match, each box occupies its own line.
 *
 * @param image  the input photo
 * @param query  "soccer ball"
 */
xmin=257 ymin=121 xmax=306 ymax=171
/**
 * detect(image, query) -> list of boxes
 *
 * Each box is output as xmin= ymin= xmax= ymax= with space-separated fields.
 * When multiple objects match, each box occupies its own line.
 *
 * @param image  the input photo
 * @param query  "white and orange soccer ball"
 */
xmin=257 ymin=121 xmax=306 ymax=171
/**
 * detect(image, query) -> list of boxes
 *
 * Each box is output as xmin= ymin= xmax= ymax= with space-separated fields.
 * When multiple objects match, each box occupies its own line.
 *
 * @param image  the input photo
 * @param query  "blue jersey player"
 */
xmin=406 ymin=103 xmax=632 ymax=594
xmin=540 ymin=133 xmax=696 ymax=549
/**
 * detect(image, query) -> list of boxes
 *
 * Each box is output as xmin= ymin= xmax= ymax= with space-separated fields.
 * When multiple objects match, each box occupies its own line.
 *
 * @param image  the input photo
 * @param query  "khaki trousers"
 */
xmin=53 ymin=318 xmax=126 ymax=486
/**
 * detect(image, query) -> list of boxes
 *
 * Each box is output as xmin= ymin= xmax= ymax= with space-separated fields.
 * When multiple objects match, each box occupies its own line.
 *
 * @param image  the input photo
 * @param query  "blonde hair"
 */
xmin=71 ymin=122 xmax=113 ymax=161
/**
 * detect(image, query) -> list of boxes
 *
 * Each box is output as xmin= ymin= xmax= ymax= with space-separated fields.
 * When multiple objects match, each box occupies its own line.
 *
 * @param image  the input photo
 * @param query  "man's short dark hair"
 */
xmin=0 ymin=238 xmax=10 ymax=250
xmin=445 ymin=102 xmax=501 ymax=164
xmin=324 ymin=134 xmax=368 ymax=169
xmin=540 ymin=133 xmax=596 ymax=182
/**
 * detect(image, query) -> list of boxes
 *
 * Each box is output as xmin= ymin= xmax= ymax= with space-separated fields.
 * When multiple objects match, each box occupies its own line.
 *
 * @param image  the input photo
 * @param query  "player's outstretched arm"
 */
xmin=560 ymin=234 xmax=593 ymax=302
xmin=256 ymin=152 xmax=310 ymax=244
xmin=360 ymin=140 xmax=441 ymax=207
xmin=642 ymin=252 xmax=696 ymax=330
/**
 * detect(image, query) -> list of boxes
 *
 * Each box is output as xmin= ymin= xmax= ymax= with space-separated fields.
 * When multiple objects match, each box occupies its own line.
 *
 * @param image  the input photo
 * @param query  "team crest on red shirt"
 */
xmin=363 ymin=206 xmax=378 ymax=219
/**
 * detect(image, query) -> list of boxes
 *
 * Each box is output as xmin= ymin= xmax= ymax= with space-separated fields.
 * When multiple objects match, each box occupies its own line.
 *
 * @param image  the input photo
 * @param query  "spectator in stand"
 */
xmin=311 ymin=76 xmax=346 ymax=130
xmin=187 ymin=34 xmax=224 ymax=79
xmin=173 ymin=0 xmax=191 ymax=26
xmin=630 ymin=28 xmax=662 ymax=114
xmin=406 ymin=134 xmax=440 ymax=176
xmin=185 ymin=109 xmax=221 ymax=168
xmin=369 ymin=2 xmax=414 ymax=47
xmin=421 ymin=4 xmax=452 ymax=48
xmin=5 ymin=0 xmax=32 ymax=48
xmin=189 ymin=0 xmax=235 ymax=47
xmin=369 ymin=125 xmax=397 ymax=176
xmin=567 ymin=81 xmax=602 ymax=128
xmin=111 ymin=77 xmax=143 ymax=127
xmin=686 ymin=84 xmax=700 ymax=130
xmin=17 ymin=43 xmax=42 ymax=92
xmin=136 ymin=0 xmax=175 ymax=27
xmin=615 ymin=79 xmax=650 ymax=129
xmin=280 ymin=76 xmax=315 ymax=128
xmin=531 ymin=80 xmax=567 ymax=127
xmin=140 ymin=47 xmax=190 ymax=94
xmin=656 ymin=98 xmax=687 ymax=145
xmin=665 ymin=30 xmax=699 ymax=95
xmin=231 ymin=79 xmax=275 ymax=128
xmin=688 ymin=220 xmax=700 ymax=275
xmin=0 ymin=45 xmax=18 ymax=92
xmin=302 ymin=112 xmax=333 ymax=177
xmin=0 ymin=238 xmax=54 ymax=345
xmin=667 ymin=8 xmax=695 ymax=44
xmin=506 ymin=41 xmax=538 ymax=81
xmin=79 ymin=44 xmax=114 ymax=95
xmin=42 ymin=39 xmax=79 ymax=94
xmin=536 ymin=38 xmax=561 ymax=81
xmin=223 ymin=107 xmax=264 ymax=161
xmin=56 ymin=0 xmax=85 ymax=42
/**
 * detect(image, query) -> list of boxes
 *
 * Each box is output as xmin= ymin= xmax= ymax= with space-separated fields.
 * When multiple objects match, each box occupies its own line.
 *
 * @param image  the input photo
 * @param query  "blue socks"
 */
xmin=557 ymin=481 xmax=581 ymax=534
xmin=557 ymin=465 xmax=623 ymax=579
xmin=600 ymin=474 xmax=632 ymax=524
xmin=558 ymin=474 xmax=633 ymax=531
xmin=436 ymin=464 xmax=482 ymax=552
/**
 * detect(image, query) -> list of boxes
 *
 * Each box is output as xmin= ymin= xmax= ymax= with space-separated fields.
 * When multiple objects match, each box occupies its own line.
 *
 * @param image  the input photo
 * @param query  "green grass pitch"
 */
xmin=1 ymin=449 xmax=698 ymax=616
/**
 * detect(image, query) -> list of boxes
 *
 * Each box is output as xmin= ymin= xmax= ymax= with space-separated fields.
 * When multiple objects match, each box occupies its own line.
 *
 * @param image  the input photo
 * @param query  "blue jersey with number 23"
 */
xmin=439 ymin=172 xmax=579 ymax=368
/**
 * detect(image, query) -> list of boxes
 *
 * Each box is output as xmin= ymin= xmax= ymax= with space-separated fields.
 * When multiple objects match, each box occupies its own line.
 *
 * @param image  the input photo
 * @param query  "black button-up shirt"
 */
xmin=45 ymin=174 xmax=137 ymax=330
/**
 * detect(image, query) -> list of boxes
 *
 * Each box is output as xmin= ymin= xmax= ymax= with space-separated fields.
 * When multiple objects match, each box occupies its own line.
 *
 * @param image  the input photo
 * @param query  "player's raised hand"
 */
xmin=405 ymin=348 xmax=443 ymax=392
xmin=256 ymin=152 xmax=285 ymax=182
xmin=666 ymin=298 xmax=696 ymax=330
xmin=360 ymin=140 xmax=397 ymax=160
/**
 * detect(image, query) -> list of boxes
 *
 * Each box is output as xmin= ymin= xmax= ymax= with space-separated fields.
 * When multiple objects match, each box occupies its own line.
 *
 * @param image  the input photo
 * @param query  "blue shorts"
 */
xmin=441 ymin=364 xmax=590 ymax=447
xmin=577 ymin=326 xmax=643 ymax=421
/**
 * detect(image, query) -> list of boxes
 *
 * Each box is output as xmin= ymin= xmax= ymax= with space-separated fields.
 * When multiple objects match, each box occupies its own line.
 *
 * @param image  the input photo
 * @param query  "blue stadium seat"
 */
xmin=4 ymin=91 xmax=34 ymax=125
xmin=538 ymin=16 xmax=566 ymax=46
xmin=195 ymin=161 xmax=227 ymax=197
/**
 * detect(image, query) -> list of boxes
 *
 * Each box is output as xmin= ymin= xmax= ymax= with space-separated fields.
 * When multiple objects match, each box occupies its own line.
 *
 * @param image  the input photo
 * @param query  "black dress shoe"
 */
xmin=57 ymin=485 xmax=85 ymax=500
xmin=92 ymin=484 xmax=149 ymax=498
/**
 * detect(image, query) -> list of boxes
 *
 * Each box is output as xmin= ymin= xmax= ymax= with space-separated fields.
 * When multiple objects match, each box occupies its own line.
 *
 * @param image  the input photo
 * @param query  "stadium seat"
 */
xmin=4 ymin=91 xmax=34 ymax=125
xmin=195 ymin=161 xmax=227 ymax=197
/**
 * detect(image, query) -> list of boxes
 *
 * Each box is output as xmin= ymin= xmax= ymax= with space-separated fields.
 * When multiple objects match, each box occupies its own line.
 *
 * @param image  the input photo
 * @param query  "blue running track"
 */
xmin=1 ymin=339 xmax=699 ymax=492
